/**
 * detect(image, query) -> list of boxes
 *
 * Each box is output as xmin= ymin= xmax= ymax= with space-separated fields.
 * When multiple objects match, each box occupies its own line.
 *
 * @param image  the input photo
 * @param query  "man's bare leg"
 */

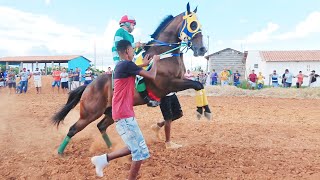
xmin=128 ymin=161 xmax=143 ymax=180
xmin=153 ymin=120 xmax=182 ymax=149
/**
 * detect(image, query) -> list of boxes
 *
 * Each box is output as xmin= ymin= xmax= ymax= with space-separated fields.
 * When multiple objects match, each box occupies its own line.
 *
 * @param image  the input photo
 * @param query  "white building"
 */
xmin=245 ymin=50 xmax=320 ymax=86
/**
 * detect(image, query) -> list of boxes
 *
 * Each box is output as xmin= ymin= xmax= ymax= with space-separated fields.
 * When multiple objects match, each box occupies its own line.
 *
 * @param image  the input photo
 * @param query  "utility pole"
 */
xmin=94 ymin=39 xmax=96 ymax=70
xmin=206 ymin=35 xmax=210 ymax=72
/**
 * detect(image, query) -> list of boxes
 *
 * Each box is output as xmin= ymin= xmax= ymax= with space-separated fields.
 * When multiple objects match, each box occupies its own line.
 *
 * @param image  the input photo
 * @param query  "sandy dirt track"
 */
xmin=1 ymin=78 xmax=320 ymax=179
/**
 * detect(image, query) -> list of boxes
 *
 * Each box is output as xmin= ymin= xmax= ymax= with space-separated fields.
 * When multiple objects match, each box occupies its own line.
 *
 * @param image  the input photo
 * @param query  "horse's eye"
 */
xmin=190 ymin=21 xmax=198 ymax=31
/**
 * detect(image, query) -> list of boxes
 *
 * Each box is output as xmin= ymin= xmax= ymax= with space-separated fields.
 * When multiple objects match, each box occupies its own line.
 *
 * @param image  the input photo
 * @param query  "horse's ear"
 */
xmin=186 ymin=2 xmax=191 ymax=14
xmin=194 ymin=6 xmax=198 ymax=13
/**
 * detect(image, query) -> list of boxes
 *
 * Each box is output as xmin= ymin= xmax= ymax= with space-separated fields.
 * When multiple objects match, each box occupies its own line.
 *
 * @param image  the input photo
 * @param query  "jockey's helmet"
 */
xmin=119 ymin=15 xmax=136 ymax=26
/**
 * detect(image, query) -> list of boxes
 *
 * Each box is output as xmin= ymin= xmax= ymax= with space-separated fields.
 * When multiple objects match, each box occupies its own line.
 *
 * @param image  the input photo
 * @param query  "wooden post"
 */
xmin=45 ymin=63 xmax=47 ymax=75
xmin=20 ymin=62 xmax=23 ymax=71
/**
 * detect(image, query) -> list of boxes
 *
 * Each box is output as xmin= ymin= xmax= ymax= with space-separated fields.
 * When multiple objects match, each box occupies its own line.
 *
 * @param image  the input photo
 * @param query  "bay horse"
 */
xmin=52 ymin=3 xmax=211 ymax=154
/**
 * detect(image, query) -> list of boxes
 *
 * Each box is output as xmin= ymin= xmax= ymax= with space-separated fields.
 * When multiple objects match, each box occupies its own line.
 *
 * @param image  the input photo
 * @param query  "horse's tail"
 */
xmin=52 ymin=85 xmax=87 ymax=127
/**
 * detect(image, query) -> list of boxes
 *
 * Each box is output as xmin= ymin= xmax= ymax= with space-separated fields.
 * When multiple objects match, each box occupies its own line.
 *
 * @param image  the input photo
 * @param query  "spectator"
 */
xmin=68 ymin=69 xmax=74 ymax=91
xmin=270 ymin=70 xmax=280 ymax=87
xmin=284 ymin=69 xmax=293 ymax=88
xmin=233 ymin=70 xmax=241 ymax=87
xmin=60 ymin=68 xmax=69 ymax=94
xmin=309 ymin=70 xmax=320 ymax=88
xmin=281 ymin=70 xmax=286 ymax=87
xmin=72 ymin=68 xmax=80 ymax=90
xmin=32 ymin=67 xmax=42 ymax=94
xmin=248 ymin=70 xmax=257 ymax=90
xmin=106 ymin=67 xmax=113 ymax=75
xmin=0 ymin=69 xmax=4 ymax=92
xmin=220 ymin=68 xmax=230 ymax=86
xmin=3 ymin=69 xmax=8 ymax=87
xmin=7 ymin=67 xmax=16 ymax=94
xmin=184 ymin=69 xmax=195 ymax=80
xmin=19 ymin=68 xmax=31 ymax=94
xmin=84 ymin=67 xmax=93 ymax=85
xmin=227 ymin=67 xmax=232 ymax=83
xmin=294 ymin=71 xmax=308 ymax=88
xmin=52 ymin=67 xmax=61 ymax=93
xmin=210 ymin=69 xmax=218 ymax=85
xmin=198 ymin=70 xmax=206 ymax=85
xmin=257 ymin=72 xmax=265 ymax=90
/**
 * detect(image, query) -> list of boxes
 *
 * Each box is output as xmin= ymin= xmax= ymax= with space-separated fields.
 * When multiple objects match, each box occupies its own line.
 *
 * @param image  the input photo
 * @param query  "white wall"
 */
xmin=265 ymin=61 xmax=320 ymax=86
xmin=245 ymin=51 xmax=266 ymax=78
xmin=246 ymin=51 xmax=320 ymax=86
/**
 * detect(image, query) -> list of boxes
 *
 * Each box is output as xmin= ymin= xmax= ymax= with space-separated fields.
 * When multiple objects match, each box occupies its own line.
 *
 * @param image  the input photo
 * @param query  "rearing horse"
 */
xmin=52 ymin=3 xmax=211 ymax=154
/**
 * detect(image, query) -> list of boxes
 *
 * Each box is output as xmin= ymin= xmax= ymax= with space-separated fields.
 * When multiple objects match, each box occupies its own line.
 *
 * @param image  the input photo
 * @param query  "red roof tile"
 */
xmin=260 ymin=50 xmax=320 ymax=62
xmin=0 ymin=55 xmax=86 ymax=62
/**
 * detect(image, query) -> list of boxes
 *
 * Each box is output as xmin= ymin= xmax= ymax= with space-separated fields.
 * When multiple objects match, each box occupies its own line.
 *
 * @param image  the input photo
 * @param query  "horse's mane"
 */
xmin=144 ymin=15 xmax=174 ymax=52
xmin=150 ymin=15 xmax=174 ymax=39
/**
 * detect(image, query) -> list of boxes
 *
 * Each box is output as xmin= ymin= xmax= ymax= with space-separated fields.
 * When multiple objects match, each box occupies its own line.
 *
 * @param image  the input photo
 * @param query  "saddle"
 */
xmin=134 ymin=52 xmax=160 ymax=101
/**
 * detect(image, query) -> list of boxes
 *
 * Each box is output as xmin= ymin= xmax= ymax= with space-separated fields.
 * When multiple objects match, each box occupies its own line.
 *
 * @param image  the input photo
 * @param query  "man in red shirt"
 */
xmin=248 ymin=69 xmax=257 ymax=90
xmin=52 ymin=67 xmax=61 ymax=93
xmin=91 ymin=40 xmax=160 ymax=179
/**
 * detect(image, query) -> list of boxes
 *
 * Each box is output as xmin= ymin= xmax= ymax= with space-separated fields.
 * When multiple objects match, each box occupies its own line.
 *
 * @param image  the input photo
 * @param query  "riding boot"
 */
xmin=139 ymin=90 xmax=160 ymax=107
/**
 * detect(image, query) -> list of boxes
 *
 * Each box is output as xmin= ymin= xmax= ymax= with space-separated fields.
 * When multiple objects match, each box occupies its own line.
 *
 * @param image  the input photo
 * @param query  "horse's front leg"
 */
xmin=170 ymin=79 xmax=212 ymax=120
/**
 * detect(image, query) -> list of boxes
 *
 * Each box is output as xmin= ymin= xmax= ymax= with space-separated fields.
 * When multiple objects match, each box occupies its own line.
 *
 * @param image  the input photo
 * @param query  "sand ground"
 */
xmin=1 ymin=77 xmax=320 ymax=179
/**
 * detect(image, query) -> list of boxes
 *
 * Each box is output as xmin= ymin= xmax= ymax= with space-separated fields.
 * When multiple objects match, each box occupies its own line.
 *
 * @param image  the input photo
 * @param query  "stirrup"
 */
xmin=147 ymin=100 xmax=160 ymax=107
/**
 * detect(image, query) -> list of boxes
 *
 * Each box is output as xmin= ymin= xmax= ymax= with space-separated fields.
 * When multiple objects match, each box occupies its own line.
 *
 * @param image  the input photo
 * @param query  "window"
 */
xmin=254 ymin=64 xmax=258 ymax=68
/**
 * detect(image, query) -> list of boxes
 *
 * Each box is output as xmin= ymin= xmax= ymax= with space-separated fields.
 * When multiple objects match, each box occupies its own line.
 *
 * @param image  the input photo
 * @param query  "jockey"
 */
xmin=112 ymin=15 xmax=159 ymax=107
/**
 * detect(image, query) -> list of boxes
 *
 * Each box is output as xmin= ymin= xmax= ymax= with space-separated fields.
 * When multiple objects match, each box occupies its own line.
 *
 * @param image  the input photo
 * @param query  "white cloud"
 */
xmin=276 ymin=11 xmax=320 ymax=40
xmin=233 ymin=11 xmax=320 ymax=47
xmin=0 ymin=6 xmax=94 ymax=55
xmin=233 ymin=22 xmax=279 ymax=44
xmin=0 ymin=6 xmax=149 ymax=69
xmin=45 ymin=0 xmax=51 ymax=5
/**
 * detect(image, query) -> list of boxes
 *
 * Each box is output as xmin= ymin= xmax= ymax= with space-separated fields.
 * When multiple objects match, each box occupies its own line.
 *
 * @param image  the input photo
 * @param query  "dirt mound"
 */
xmin=178 ymin=85 xmax=320 ymax=99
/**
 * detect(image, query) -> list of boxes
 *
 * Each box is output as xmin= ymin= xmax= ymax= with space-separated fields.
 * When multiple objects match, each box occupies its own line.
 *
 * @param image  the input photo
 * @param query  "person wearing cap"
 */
xmin=32 ymin=67 xmax=42 ymax=94
xmin=112 ymin=15 xmax=143 ymax=65
xmin=111 ymin=15 xmax=159 ymax=107
xmin=309 ymin=70 xmax=320 ymax=87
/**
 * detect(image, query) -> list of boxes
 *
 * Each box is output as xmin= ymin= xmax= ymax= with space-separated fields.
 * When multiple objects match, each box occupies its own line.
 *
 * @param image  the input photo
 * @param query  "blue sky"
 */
xmin=0 ymin=0 xmax=320 ymax=70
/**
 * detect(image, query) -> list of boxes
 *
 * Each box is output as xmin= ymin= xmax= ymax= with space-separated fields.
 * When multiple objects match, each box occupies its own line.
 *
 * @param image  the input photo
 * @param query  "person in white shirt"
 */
xmin=60 ymin=68 xmax=69 ymax=94
xmin=32 ymin=67 xmax=42 ymax=94
xmin=84 ymin=67 xmax=93 ymax=85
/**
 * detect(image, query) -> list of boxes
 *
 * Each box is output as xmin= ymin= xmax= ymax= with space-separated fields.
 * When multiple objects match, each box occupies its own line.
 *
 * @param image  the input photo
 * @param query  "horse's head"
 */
xmin=179 ymin=3 xmax=207 ymax=57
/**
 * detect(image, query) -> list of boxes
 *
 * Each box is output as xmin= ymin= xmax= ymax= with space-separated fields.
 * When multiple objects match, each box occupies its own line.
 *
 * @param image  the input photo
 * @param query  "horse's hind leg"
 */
xmin=57 ymin=117 xmax=97 ymax=154
xmin=97 ymin=107 xmax=114 ymax=148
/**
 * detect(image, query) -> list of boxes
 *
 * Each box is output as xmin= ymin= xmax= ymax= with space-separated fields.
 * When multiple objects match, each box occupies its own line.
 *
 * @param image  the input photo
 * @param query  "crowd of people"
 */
xmin=0 ymin=66 xmax=109 ymax=94
xmin=184 ymin=68 xmax=320 ymax=90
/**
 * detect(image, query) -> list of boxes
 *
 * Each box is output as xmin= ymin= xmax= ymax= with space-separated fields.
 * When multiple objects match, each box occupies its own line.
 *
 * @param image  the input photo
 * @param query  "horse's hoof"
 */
xmin=204 ymin=112 xmax=212 ymax=120
xmin=196 ymin=111 xmax=202 ymax=120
